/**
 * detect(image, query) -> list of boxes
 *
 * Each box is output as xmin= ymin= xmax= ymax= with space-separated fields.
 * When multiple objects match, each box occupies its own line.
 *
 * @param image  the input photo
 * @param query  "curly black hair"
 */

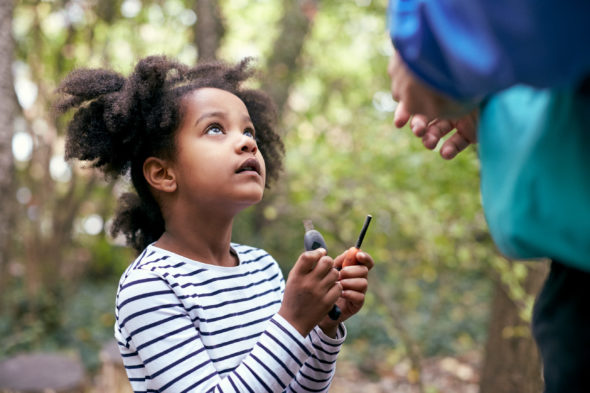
xmin=56 ymin=56 xmax=284 ymax=253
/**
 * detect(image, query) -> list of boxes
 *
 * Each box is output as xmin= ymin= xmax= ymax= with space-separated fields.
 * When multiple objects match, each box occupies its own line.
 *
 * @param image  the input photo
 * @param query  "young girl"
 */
xmin=57 ymin=56 xmax=374 ymax=392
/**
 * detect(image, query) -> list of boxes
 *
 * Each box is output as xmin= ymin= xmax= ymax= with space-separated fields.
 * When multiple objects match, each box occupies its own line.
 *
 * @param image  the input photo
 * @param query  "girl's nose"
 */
xmin=238 ymin=134 xmax=258 ymax=154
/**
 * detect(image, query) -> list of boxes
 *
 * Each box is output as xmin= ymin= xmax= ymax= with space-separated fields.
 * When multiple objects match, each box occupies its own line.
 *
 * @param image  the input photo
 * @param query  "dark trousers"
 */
xmin=532 ymin=260 xmax=590 ymax=393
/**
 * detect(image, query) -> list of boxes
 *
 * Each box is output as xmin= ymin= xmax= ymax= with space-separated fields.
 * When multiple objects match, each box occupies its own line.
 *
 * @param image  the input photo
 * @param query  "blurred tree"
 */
xmin=194 ymin=0 xmax=225 ymax=62
xmin=0 ymin=0 xmax=16 ymax=299
xmin=263 ymin=0 xmax=318 ymax=116
xmin=249 ymin=0 xmax=319 ymax=240
xmin=3 ymin=0 xmax=132 ymax=353
xmin=480 ymin=261 xmax=547 ymax=393
xmin=1 ymin=1 xmax=546 ymax=391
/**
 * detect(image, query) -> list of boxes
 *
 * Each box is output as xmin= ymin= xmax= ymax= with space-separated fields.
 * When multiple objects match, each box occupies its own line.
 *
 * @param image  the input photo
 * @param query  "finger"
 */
xmin=313 ymin=256 xmax=336 ymax=278
xmin=327 ymin=281 xmax=343 ymax=304
xmin=394 ymin=100 xmax=411 ymax=128
xmin=339 ymin=265 xmax=369 ymax=280
xmin=388 ymin=52 xmax=403 ymax=102
xmin=354 ymin=251 xmax=375 ymax=271
xmin=454 ymin=111 xmax=478 ymax=144
xmin=440 ymin=132 xmax=471 ymax=160
xmin=410 ymin=114 xmax=429 ymax=137
xmin=422 ymin=119 xmax=454 ymax=150
xmin=340 ymin=289 xmax=366 ymax=304
xmin=333 ymin=251 xmax=348 ymax=270
xmin=292 ymin=248 xmax=327 ymax=274
xmin=320 ymin=264 xmax=340 ymax=288
xmin=339 ymin=277 xmax=368 ymax=294
xmin=387 ymin=51 xmax=397 ymax=78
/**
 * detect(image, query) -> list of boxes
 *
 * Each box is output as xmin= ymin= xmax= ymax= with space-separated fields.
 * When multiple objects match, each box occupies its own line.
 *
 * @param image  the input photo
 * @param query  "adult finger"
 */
xmin=422 ymin=119 xmax=454 ymax=150
xmin=410 ymin=114 xmax=430 ymax=137
xmin=440 ymin=132 xmax=471 ymax=160
xmin=394 ymin=100 xmax=411 ymax=128
xmin=454 ymin=110 xmax=479 ymax=144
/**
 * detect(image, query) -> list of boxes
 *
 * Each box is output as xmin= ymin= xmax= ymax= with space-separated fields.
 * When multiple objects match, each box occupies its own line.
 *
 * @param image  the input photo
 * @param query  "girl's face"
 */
xmin=171 ymin=87 xmax=266 ymax=213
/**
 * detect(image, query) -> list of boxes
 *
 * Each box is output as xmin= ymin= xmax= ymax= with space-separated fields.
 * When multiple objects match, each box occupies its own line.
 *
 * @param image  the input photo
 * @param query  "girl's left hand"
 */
xmin=318 ymin=250 xmax=374 ymax=333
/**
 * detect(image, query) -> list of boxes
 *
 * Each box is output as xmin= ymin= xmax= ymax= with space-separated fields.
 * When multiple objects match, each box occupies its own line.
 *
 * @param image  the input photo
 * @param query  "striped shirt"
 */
xmin=114 ymin=243 xmax=346 ymax=393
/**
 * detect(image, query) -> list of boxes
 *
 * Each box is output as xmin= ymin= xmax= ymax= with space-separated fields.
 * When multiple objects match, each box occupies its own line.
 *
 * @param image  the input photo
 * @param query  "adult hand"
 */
xmin=388 ymin=51 xmax=474 ymax=120
xmin=389 ymin=51 xmax=479 ymax=159
xmin=395 ymin=102 xmax=479 ymax=160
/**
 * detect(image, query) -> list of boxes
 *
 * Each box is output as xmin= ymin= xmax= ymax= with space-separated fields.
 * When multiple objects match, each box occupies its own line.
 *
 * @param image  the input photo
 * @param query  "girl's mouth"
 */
xmin=236 ymin=158 xmax=261 ymax=175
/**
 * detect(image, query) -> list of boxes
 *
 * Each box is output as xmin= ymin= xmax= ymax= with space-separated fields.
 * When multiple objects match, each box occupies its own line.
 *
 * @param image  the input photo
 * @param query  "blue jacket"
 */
xmin=389 ymin=1 xmax=590 ymax=269
xmin=478 ymin=86 xmax=590 ymax=271
xmin=388 ymin=0 xmax=590 ymax=99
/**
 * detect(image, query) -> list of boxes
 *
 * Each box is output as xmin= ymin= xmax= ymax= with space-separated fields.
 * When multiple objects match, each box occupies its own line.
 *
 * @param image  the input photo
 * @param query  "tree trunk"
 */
xmin=479 ymin=261 xmax=548 ymax=393
xmin=194 ymin=0 xmax=224 ymax=63
xmin=0 ymin=0 xmax=16 ymax=296
xmin=263 ymin=0 xmax=317 ymax=117
xmin=252 ymin=0 xmax=318 ymax=236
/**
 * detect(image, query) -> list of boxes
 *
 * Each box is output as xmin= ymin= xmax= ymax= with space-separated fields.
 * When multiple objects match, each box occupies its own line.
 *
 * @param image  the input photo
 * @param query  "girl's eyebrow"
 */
xmin=195 ymin=111 xmax=253 ymax=128
xmin=195 ymin=111 xmax=224 ymax=127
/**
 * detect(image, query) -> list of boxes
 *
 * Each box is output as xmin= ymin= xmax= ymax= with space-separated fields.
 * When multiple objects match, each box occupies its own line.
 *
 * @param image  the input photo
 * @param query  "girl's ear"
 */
xmin=143 ymin=157 xmax=177 ymax=193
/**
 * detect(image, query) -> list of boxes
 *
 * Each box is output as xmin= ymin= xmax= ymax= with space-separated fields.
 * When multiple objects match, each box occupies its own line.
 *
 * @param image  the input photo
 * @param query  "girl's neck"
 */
xmin=155 ymin=215 xmax=238 ymax=267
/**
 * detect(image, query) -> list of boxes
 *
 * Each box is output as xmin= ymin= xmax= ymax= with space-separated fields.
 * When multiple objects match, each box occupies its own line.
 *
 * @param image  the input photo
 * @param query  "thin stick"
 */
xmin=355 ymin=214 xmax=372 ymax=249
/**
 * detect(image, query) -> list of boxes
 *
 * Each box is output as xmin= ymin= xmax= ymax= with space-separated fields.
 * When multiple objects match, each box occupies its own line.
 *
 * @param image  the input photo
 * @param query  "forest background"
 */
xmin=0 ymin=0 xmax=548 ymax=392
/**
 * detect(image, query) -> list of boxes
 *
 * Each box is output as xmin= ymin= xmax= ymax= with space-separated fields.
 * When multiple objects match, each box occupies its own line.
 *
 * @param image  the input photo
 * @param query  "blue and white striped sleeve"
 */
xmin=274 ymin=253 xmax=346 ymax=392
xmin=287 ymin=324 xmax=346 ymax=392
xmin=116 ymin=269 xmax=319 ymax=393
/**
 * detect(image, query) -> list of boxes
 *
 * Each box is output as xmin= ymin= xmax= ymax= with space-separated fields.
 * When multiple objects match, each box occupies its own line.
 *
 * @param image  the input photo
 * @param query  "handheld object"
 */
xmin=342 ymin=214 xmax=372 ymax=267
xmin=303 ymin=220 xmax=341 ymax=320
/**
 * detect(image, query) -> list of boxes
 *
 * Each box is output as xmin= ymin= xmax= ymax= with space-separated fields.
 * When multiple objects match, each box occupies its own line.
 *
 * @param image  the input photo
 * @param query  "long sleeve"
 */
xmin=286 ymin=325 xmax=346 ymax=392
xmin=114 ymin=244 xmax=344 ymax=393
xmin=388 ymin=0 xmax=590 ymax=99
xmin=116 ymin=270 xmax=318 ymax=392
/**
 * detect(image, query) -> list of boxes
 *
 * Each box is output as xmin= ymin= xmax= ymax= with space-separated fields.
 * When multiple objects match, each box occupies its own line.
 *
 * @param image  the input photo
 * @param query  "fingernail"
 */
xmin=411 ymin=118 xmax=426 ymax=129
xmin=441 ymin=147 xmax=457 ymax=159
xmin=424 ymin=135 xmax=437 ymax=148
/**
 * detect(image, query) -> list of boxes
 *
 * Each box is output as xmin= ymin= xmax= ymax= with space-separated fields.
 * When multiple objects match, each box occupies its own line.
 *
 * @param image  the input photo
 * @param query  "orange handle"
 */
xmin=342 ymin=246 xmax=359 ymax=267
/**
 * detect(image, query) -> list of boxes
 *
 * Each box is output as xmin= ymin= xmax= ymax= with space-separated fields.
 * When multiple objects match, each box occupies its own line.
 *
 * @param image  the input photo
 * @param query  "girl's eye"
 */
xmin=244 ymin=128 xmax=255 ymax=139
xmin=206 ymin=125 xmax=223 ymax=135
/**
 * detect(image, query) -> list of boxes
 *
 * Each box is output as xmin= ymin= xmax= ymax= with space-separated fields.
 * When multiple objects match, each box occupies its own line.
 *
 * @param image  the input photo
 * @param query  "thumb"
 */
xmin=291 ymin=248 xmax=327 ymax=275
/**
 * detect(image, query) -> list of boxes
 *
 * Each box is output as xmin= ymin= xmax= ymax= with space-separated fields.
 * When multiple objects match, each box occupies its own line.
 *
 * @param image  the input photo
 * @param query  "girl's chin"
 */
xmin=237 ymin=193 xmax=264 ymax=207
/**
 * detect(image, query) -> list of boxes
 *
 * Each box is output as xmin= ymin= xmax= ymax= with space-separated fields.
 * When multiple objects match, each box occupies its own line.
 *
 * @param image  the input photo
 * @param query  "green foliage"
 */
xmin=4 ymin=0 xmax=538 ymax=382
xmin=0 ymin=280 xmax=118 ymax=371
xmin=60 ymin=281 xmax=119 ymax=371
xmin=82 ymin=236 xmax=134 ymax=281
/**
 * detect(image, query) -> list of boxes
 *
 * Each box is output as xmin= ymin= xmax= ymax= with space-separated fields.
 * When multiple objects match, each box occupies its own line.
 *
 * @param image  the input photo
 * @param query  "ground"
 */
xmin=330 ymin=353 xmax=480 ymax=393
xmin=89 ymin=345 xmax=482 ymax=393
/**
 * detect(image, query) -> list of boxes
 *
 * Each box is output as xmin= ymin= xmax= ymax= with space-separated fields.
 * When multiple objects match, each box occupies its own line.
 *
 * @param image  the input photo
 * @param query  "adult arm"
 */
xmin=389 ymin=0 xmax=590 ymax=100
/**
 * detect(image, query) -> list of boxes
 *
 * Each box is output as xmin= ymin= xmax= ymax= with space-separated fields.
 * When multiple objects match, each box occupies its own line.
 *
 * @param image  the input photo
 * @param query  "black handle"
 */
xmin=303 ymin=229 xmax=341 ymax=321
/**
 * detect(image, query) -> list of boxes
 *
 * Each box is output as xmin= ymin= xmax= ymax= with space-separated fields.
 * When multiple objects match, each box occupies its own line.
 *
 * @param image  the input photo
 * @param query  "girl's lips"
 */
xmin=236 ymin=157 xmax=261 ymax=175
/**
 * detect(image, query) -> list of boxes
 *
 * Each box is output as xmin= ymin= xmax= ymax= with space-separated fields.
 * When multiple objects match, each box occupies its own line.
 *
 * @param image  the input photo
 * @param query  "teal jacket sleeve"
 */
xmin=388 ymin=0 xmax=590 ymax=99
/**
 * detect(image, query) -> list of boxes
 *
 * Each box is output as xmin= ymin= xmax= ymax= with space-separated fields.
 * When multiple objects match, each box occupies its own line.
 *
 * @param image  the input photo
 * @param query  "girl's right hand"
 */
xmin=278 ymin=248 xmax=342 ymax=337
